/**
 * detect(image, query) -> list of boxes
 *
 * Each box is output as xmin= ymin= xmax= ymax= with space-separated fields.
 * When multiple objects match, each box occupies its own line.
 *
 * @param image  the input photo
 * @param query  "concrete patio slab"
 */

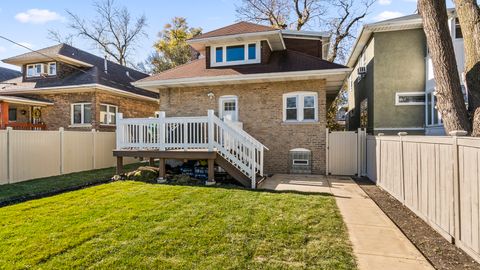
xmin=259 ymin=175 xmax=433 ymax=270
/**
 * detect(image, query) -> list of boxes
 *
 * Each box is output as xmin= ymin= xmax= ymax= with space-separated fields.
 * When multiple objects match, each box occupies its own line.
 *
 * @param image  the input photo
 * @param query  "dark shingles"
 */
xmin=138 ymin=50 xmax=347 ymax=82
xmin=3 ymin=44 xmax=158 ymax=99
xmin=190 ymin=21 xmax=277 ymax=40
xmin=0 ymin=67 xmax=21 ymax=82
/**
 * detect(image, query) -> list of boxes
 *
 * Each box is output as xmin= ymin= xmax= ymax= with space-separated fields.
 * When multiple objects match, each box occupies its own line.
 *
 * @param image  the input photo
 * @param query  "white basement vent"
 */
xmin=289 ymin=148 xmax=312 ymax=174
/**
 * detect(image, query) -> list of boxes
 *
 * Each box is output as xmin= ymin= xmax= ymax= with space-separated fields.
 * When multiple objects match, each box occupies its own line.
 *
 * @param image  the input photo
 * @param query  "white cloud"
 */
xmin=379 ymin=0 xmax=392 ymax=5
xmin=0 ymin=46 xmax=6 ymax=53
xmin=15 ymin=9 xmax=64 ymax=24
xmin=375 ymin=11 xmax=404 ymax=21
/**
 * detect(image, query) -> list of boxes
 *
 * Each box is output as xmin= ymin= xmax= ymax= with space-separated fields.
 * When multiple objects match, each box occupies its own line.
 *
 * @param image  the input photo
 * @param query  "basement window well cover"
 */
xmin=289 ymin=148 xmax=312 ymax=174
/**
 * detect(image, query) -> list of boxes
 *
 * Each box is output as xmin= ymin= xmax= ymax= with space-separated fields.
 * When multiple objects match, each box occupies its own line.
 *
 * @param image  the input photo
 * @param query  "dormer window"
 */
xmin=211 ymin=41 xmax=261 ymax=67
xmin=48 ymin=62 xmax=57 ymax=76
xmin=26 ymin=64 xmax=43 ymax=77
xmin=26 ymin=62 xmax=57 ymax=78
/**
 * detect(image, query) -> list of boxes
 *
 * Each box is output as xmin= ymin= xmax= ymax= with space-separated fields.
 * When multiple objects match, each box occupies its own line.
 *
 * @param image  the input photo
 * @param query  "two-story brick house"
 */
xmin=129 ymin=22 xmax=350 ymax=176
xmin=0 ymin=44 xmax=158 ymax=131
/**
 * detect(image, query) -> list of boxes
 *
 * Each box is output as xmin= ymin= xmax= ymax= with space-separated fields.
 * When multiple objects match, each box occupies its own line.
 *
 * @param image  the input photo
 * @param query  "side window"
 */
xmin=283 ymin=92 xmax=318 ymax=122
xmin=71 ymin=103 xmax=92 ymax=125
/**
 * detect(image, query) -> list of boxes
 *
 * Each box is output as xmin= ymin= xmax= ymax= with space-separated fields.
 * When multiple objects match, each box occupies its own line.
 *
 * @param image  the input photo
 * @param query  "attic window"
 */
xmin=211 ymin=41 xmax=261 ymax=67
xmin=48 ymin=62 xmax=57 ymax=76
xmin=26 ymin=63 xmax=43 ymax=78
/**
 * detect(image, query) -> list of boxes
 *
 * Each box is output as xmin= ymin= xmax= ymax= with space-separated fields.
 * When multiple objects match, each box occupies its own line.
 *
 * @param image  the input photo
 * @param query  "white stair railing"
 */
xmin=116 ymin=110 xmax=267 ymax=188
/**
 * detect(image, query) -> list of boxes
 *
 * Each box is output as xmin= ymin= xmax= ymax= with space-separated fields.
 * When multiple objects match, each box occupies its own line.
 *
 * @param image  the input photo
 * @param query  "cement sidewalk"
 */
xmin=259 ymin=175 xmax=433 ymax=270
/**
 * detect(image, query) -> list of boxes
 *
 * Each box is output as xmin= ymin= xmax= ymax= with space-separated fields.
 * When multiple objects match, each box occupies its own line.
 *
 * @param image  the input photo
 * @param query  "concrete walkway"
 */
xmin=259 ymin=175 xmax=434 ymax=270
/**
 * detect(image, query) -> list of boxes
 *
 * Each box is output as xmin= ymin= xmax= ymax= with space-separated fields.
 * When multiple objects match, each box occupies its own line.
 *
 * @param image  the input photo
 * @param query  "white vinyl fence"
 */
xmin=0 ymin=128 xmax=136 ymax=185
xmin=366 ymin=134 xmax=480 ymax=262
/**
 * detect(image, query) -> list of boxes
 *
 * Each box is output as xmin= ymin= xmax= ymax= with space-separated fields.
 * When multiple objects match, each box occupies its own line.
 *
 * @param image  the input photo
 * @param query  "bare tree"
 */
xmin=453 ymin=0 xmax=480 ymax=136
xmin=236 ymin=0 xmax=326 ymax=30
xmin=57 ymin=0 xmax=147 ymax=66
xmin=326 ymin=0 xmax=374 ymax=63
xmin=47 ymin=29 xmax=75 ymax=46
xmin=236 ymin=0 xmax=373 ymax=63
xmin=418 ymin=0 xmax=471 ymax=133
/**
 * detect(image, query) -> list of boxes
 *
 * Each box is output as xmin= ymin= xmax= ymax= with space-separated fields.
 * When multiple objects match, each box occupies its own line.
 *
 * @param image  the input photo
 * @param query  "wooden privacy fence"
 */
xmin=366 ymin=134 xmax=480 ymax=262
xmin=0 ymin=128 xmax=135 ymax=185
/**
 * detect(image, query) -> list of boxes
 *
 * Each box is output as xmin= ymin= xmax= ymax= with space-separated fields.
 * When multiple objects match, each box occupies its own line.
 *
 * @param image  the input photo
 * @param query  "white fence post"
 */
xmin=6 ymin=127 xmax=12 ymax=184
xmin=59 ymin=127 xmax=64 ymax=174
xmin=326 ymin=128 xmax=329 ymax=175
xmin=208 ymin=110 xmax=214 ymax=151
xmin=398 ymin=132 xmax=407 ymax=204
xmin=158 ymin=111 xmax=166 ymax=150
xmin=450 ymin=130 xmax=467 ymax=243
xmin=92 ymin=129 xmax=97 ymax=169
xmin=116 ymin=113 xmax=123 ymax=150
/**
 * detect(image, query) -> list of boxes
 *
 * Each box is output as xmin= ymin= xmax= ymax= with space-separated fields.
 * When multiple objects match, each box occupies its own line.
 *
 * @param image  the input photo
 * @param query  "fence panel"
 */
xmin=458 ymin=138 xmax=480 ymax=258
xmin=9 ymin=130 xmax=61 ymax=183
xmin=0 ymin=130 xmax=7 ymax=184
xmin=94 ymin=132 xmax=117 ymax=169
xmin=63 ymin=131 xmax=95 ymax=174
xmin=370 ymin=135 xmax=480 ymax=262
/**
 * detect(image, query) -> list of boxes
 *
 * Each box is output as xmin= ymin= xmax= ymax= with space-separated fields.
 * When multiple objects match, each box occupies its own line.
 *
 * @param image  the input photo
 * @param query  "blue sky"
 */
xmin=0 ymin=0 xmax=452 ymax=70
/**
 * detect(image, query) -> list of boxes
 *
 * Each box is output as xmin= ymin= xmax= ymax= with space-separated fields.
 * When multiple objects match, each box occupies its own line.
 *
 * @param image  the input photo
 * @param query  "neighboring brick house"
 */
xmin=0 ymin=44 xmax=158 ymax=131
xmin=133 ymin=22 xmax=350 ymax=175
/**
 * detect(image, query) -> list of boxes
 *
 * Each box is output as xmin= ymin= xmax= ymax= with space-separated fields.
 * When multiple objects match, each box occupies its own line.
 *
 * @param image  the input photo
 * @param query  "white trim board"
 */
xmin=374 ymin=127 xmax=425 ymax=131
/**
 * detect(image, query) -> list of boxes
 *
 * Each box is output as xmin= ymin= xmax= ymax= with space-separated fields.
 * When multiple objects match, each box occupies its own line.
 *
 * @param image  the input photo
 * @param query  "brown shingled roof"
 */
xmin=137 ymin=50 xmax=347 ymax=82
xmin=190 ymin=21 xmax=277 ymax=40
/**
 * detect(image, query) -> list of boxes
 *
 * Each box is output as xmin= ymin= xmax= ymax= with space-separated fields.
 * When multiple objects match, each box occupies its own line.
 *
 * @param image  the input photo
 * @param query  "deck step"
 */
xmin=215 ymin=155 xmax=252 ymax=188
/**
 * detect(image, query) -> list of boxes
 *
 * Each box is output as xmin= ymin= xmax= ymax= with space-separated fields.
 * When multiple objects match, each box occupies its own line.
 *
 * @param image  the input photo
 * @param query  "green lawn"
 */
xmin=0 ymin=163 xmax=141 ymax=204
xmin=0 ymin=181 xmax=356 ymax=269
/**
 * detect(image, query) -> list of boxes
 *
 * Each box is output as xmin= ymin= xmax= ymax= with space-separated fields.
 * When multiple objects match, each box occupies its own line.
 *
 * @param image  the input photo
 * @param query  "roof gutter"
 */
xmin=133 ymin=68 xmax=352 ymax=90
xmin=0 ymin=83 xmax=158 ymax=102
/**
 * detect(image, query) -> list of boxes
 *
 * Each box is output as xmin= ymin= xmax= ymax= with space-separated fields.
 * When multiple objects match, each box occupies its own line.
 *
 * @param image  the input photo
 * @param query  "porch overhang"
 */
xmin=133 ymin=68 xmax=352 ymax=95
xmin=0 ymin=96 xmax=53 ymax=106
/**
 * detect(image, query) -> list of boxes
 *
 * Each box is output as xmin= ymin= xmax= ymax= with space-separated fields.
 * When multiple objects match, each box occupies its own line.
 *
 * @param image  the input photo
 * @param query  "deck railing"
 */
xmin=116 ymin=110 xmax=267 ymax=187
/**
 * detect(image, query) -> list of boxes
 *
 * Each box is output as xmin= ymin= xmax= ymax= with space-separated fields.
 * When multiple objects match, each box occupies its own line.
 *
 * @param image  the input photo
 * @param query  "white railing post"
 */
xmin=158 ymin=111 xmax=166 ymax=150
xmin=251 ymin=143 xmax=256 ymax=189
xmin=116 ymin=113 xmax=123 ymax=149
xmin=208 ymin=110 xmax=214 ymax=151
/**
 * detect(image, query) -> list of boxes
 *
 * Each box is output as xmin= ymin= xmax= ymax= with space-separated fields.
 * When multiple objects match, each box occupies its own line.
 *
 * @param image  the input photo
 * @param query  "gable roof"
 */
xmin=2 ymin=44 xmax=158 ymax=100
xmin=190 ymin=21 xmax=277 ymax=41
xmin=0 ymin=67 xmax=21 ymax=82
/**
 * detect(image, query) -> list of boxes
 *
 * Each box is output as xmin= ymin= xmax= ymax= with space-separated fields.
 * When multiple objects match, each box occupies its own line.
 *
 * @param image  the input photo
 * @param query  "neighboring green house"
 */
xmin=346 ymin=9 xmax=466 ymax=135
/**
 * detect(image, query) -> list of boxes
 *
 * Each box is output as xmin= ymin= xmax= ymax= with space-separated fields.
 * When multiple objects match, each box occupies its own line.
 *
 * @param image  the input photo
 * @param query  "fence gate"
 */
xmin=326 ymin=128 xmax=366 ymax=176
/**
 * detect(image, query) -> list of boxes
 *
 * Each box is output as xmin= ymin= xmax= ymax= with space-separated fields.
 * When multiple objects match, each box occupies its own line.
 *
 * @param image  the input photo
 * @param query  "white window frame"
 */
xmin=99 ymin=104 xmax=118 ymax=125
xmin=210 ymin=41 xmax=261 ymax=67
xmin=395 ymin=92 xmax=426 ymax=106
xmin=70 ymin=102 xmax=92 ymax=126
xmin=26 ymin=63 xmax=44 ymax=78
xmin=48 ymin=62 xmax=57 ymax=76
xmin=218 ymin=95 xmax=239 ymax=122
xmin=282 ymin=92 xmax=318 ymax=123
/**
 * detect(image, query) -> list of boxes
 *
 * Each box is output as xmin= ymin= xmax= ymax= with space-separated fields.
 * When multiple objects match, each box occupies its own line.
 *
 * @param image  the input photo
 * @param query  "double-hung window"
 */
xmin=283 ymin=92 xmax=318 ymax=122
xmin=100 ymin=104 xmax=118 ymax=125
xmin=26 ymin=63 xmax=43 ymax=77
xmin=71 ymin=103 xmax=92 ymax=126
xmin=211 ymin=41 xmax=261 ymax=66
xmin=48 ymin=62 xmax=56 ymax=76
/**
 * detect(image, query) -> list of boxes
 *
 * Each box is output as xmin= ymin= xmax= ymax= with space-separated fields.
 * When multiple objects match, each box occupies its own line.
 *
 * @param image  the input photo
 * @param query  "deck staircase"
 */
xmin=115 ymin=110 xmax=268 ymax=188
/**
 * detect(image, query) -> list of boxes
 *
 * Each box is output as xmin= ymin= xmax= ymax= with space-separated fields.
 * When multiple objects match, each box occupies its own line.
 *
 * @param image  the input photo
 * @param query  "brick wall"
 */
xmin=159 ymin=79 xmax=327 ymax=174
xmin=22 ymin=89 xmax=158 ymax=131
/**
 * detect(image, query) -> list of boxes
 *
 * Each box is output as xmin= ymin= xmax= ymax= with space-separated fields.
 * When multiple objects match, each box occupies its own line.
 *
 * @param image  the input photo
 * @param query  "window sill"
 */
xmin=282 ymin=120 xmax=319 ymax=125
xmin=99 ymin=124 xmax=116 ymax=127
xmin=69 ymin=124 xmax=92 ymax=128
